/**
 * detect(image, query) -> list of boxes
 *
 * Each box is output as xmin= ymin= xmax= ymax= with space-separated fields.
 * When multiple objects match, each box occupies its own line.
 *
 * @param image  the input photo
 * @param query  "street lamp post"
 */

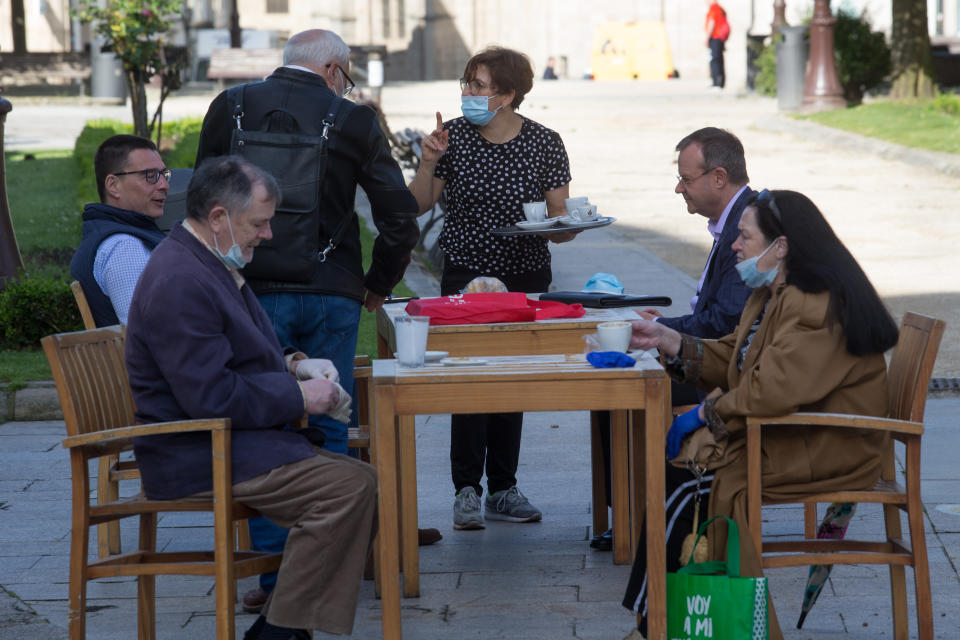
xmin=802 ymin=0 xmax=845 ymax=111
xmin=773 ymin=0 xmax=787 ymax=31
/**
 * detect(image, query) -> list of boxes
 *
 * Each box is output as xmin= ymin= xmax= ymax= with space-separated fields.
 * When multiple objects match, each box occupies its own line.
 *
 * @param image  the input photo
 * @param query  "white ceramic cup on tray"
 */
xmin=564 ymin=196 xmax=589 ymax=215
xmin=395 ymin=315 xmax=430 ymax=367
xmin=522 ymin=201 xmax=547 ymax=222
xmin=570 ymin=204 xmax=598 ymax=222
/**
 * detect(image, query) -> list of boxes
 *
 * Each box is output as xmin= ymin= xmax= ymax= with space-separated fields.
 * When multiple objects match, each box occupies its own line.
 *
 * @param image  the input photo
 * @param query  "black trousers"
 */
xmin=440 ymin=262 xmax=552 ymax=496
xmin=622 ymin=464 xmax=713 ymax=635
xmin=596 ymin=380 xmax=702 ymax=510
xmin=709 ymin=38 xmax=726 ymax=87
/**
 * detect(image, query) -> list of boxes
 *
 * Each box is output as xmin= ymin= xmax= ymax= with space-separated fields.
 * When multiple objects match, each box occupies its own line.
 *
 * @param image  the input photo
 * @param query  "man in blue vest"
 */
xmin=70 ymin=135 xmax=169 ymax=326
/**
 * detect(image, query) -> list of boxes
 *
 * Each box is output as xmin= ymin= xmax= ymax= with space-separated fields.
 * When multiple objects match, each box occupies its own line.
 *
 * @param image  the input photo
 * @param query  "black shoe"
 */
xmin=243 ymin=616 xmax=266 ymax=640
xmin=257 ymin=620 xmax=311 ymax=640
xmin=590 ymin=528 xmax=613 ymax=551
xmin=418 ymin=527 xmax=443 ymax=546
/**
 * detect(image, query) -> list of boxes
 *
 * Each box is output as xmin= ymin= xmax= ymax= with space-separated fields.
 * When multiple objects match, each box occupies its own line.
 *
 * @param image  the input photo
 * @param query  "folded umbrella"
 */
xmin=796 ymin=501 xmax=858 ymax=629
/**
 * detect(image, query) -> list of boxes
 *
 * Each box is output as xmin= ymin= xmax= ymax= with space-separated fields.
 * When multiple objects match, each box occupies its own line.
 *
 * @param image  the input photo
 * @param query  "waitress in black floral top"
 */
xmin=409 ymin=46 xmax=574 ymax=532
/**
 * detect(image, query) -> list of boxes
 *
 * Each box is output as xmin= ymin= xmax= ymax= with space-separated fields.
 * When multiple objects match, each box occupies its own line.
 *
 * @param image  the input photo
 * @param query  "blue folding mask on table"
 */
xmin=582 ymin=272 xmax=624 ymax=294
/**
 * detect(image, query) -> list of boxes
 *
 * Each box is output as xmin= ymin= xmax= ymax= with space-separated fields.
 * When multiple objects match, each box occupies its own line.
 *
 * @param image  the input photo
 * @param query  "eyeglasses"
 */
xmin=459 ymin=77 xmax=493 ymax=95
xmin=755 ymin=188 xmax=783 ymax=223
xmin=113 ymin=167 xmax=172 ymax=184
xmin=676 ymin=168 xmax=712 ymax=187
xmin=326 ymin=64 xmax=355 ymax=97
xmin=338 ymin=66 xmax=355 ymax=97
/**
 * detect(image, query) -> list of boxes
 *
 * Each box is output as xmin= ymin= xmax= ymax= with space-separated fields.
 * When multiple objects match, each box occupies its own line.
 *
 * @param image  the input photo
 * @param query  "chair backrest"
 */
xmin=886 ymin=312 xmax=946 ymax=423
xmin=42 ymin=326 xmax=137 ymax=438
xmin=70 ymin=280 xmax=97 ymax=330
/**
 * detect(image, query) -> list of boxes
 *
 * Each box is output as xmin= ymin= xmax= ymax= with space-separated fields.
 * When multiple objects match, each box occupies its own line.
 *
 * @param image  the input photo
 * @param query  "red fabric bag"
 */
xmin=405 ymin=293 xmax=584 ymax=326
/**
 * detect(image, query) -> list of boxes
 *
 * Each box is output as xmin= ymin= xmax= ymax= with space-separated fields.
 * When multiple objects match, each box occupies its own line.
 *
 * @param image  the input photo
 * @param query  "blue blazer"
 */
xmin=126 ymin=223 xmax=315 ymax=500
xmin=658 ymin=187 xmax=755 ymax=339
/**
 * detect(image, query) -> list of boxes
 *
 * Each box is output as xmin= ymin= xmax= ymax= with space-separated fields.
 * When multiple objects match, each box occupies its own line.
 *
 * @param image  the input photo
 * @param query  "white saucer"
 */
xmin=393 ymin=350 xmax=449 ymax=363
xmin=440 ymin=357 xmax=489 ymax=366
xmin=558 ymin=215 xmax=607 ymax=227
xmin=516 ymin=219 xmax=557 ymax=231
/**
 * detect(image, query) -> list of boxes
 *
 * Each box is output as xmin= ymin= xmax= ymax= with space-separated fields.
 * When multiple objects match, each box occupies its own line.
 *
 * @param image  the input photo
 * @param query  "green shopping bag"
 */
xmin=667 ymin=515 xmax=768 ymax=640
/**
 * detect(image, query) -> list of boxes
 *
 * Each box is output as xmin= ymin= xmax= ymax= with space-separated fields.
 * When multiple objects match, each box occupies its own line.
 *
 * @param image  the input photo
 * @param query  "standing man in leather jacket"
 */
xmin=194 ymin=28 xmax=420 ymax=612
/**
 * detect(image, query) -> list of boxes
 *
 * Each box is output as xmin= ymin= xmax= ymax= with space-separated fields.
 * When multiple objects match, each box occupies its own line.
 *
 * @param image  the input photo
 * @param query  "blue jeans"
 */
xmin=249 ymin=292 xmax=361 ymax=593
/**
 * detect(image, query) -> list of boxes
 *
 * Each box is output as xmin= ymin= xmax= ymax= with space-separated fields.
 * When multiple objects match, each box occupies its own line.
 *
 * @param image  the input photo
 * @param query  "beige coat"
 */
xmin=672 ymin=283 xmax=889 ymax=639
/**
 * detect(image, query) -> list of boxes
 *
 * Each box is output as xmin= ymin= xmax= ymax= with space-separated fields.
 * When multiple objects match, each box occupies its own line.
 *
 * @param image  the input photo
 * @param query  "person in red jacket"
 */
xmin=705 ymin=0 xmax=730 ymax=89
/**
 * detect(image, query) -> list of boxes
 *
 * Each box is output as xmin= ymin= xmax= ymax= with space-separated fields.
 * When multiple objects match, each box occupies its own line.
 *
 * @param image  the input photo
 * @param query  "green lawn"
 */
xmin=799 ymin=101 xmax=960 ymax=154
xmin=6 ymin=149 xmax=81 ymax=253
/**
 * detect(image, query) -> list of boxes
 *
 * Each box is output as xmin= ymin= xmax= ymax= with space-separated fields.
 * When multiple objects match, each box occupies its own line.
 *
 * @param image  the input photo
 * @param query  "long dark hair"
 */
xmin=752 ymin=190 xmax=898 ymax=355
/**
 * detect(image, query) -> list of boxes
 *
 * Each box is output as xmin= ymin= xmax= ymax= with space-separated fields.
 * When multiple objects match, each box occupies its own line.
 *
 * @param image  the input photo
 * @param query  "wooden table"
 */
xmin=370 ymin=355 xmax=670 ymax=640
xmin=375 ymin=302 xmax=646 ymax=547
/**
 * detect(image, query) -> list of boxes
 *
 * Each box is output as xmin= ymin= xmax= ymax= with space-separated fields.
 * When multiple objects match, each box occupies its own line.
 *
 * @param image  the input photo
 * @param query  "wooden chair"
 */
xmin=43 ymin=326 xmax=282 ymax=639
xmin=70 ymin=281 xmax=374 ymax=553
xmin=746 ymin=312 xmax=945 ymax=640
xmin=71 ymin=280 xmax=138 ymax=558
xmin=348 ymin=355 xmax=373 ymax=460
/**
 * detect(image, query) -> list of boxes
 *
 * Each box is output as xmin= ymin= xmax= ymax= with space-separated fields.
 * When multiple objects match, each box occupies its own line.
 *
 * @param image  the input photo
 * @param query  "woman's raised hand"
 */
xmin=420 ymin=111 xmax=449 ymax=164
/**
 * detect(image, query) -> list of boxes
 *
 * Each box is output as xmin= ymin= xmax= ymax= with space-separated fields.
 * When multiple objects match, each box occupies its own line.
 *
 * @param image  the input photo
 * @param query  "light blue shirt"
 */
xmin=93 ymin=233 xmax=152 ymax=325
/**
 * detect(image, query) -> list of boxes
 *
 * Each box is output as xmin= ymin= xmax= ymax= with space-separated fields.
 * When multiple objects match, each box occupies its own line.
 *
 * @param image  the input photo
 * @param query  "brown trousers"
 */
xmin=231 ymin=449 xmax=378 ymax=634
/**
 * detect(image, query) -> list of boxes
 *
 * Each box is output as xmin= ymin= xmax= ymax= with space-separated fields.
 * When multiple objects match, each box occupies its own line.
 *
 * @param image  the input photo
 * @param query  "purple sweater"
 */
xmin=125 ymin=223 xmax=315 ymax=500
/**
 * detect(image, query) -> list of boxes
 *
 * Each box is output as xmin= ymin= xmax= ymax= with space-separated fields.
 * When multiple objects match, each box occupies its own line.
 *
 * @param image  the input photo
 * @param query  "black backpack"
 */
xmin=226 ymin=84 xmax=349 ymax=283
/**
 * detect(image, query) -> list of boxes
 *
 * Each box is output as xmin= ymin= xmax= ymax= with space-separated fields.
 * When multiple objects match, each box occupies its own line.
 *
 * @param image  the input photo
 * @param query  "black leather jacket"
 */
xmin=195 ymin=67 xmax=420 ymax=300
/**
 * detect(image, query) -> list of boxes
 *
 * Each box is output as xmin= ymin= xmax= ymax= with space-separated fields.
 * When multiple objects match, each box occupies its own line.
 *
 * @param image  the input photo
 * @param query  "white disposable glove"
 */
xmin=327 ymin=381 xmax=353 ymax=424
xmin=295 ymin=358 xmax=340 ymax=384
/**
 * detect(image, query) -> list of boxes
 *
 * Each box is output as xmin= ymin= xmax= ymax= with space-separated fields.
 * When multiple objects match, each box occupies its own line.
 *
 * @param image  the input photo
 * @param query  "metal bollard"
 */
xmin=775 ymin=26 xmax=808 ymax=112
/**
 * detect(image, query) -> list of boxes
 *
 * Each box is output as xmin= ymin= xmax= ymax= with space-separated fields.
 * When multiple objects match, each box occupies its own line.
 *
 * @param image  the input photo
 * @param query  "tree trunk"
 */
xmin=0 ymin=98 xmax=25 ymax=291
xmin=11 ymin=0 xmax=26 ymax=53
xmin=890 ymin=0 xmax=936 ymax=99
xmin=126 ymin=69 xmax=150 ymax=138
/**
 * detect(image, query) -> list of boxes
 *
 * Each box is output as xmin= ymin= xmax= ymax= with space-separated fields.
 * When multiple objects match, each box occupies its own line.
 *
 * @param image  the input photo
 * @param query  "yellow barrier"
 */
xmin=590 ymin=21 xmax=675 ymax=81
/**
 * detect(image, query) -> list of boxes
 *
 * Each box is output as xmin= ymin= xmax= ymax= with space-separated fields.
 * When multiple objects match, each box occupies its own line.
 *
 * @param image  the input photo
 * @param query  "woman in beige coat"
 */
xmin=621 ymin=189 xmax=899 ymax=640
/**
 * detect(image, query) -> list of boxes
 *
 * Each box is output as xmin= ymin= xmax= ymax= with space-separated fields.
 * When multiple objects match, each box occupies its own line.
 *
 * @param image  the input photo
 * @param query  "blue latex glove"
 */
xmin=667 ymin=404 xmax=706 ymax=459
xmin=587 ymin=351 xmax=637 ymax=368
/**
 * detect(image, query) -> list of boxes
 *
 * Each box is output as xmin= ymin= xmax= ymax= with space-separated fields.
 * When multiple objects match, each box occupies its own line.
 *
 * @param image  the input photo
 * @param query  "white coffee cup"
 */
xmin=522 ymin=201 xmax=547 ymax=222
xmin=564 ymin=196 xmax=589 ymax=214
xmin=570 ymin=205 xmax=598 ymax=222
xmin=596 ymin=321 xmax=632 ymax=353
xmin=395 ymin=316 xmax=430 ymax=367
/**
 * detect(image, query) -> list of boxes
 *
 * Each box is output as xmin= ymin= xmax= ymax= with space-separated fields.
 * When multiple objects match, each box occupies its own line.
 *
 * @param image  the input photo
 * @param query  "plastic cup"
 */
xmin=395 ymin=316 xmax=430 ymax=367
xmin=596 ymin=321 xmax=632 ymax=352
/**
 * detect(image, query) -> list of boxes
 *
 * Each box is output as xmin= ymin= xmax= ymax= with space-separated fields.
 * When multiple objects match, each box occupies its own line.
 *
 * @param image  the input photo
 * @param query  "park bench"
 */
xmin=206 ymin=48 xmax=282 ymax=87
xmin=0 ymin=52 xmax=90 ymax=90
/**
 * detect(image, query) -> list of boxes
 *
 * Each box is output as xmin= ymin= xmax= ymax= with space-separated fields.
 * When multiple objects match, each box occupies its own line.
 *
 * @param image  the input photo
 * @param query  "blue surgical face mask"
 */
xmin=461 ymin=95 xmax=502 ymax=126
xmin=214 ymin=212 xmax=249 ymax=270
xmin=735 ymin=239 xmax=780 ymax=288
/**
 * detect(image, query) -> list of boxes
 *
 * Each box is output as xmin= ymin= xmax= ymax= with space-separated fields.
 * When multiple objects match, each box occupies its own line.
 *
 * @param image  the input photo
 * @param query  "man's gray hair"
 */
xmin=283 ymin=29 xmax=350 ymax=68
xmin=186 ymin=156 xmax=280 ymax=221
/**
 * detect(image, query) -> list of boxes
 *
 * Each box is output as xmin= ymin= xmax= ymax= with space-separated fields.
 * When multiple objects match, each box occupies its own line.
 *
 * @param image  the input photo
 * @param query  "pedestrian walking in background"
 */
xmin=705 ymin=0 xmax=730 ymax=89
